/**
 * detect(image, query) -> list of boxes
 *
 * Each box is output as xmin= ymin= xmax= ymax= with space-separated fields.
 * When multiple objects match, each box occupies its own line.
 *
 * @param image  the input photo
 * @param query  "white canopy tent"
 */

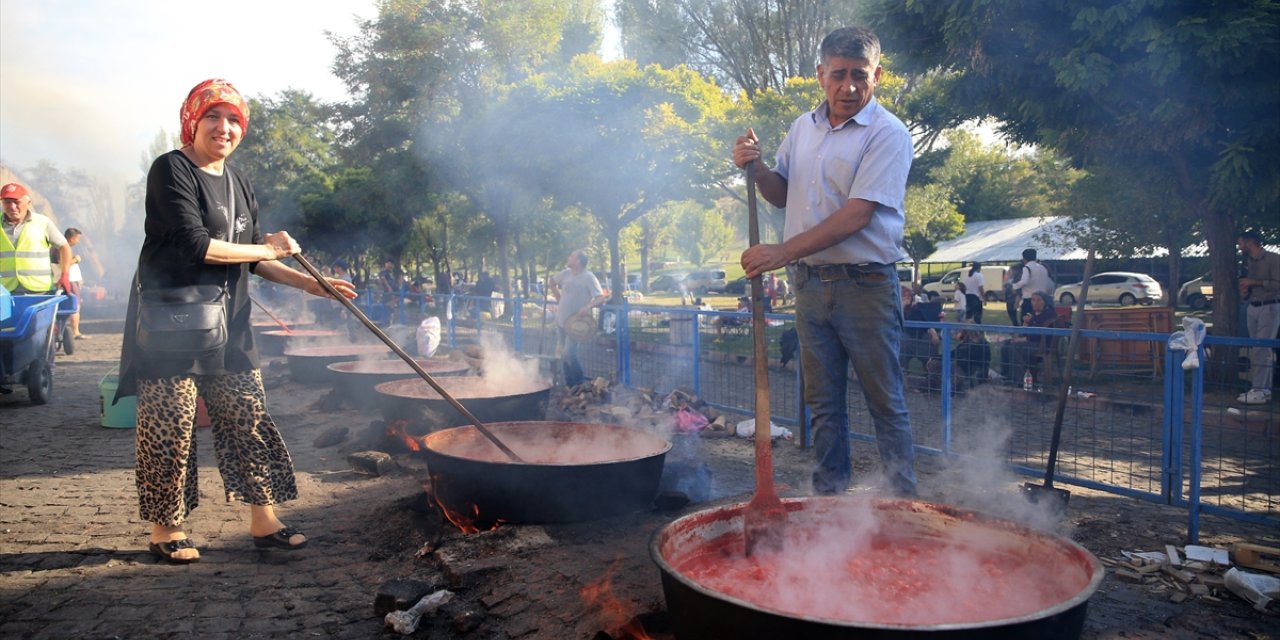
xmin=923 ymin=217 xmax=1085 ymax=262
xmin=923 ymin=217 xmax=1270 ymax=263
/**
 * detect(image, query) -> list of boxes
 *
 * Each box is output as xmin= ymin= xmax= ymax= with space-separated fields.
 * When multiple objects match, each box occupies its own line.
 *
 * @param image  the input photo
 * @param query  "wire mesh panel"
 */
xmin=494 ymin=299 xmax=1278 ymax=531
xmin=1190 ymin=335 xmax=1280 ymax=523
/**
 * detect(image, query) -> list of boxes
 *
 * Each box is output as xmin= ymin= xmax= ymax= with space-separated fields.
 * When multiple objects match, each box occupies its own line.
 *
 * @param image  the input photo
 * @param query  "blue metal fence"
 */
xmin=411 ymin=294 xmax=1277 ymax=542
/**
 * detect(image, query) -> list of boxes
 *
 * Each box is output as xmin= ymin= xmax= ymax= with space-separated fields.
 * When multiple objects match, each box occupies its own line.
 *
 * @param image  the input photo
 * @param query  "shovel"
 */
xmin=740 ymin=160 xmax=788 ymax=555
xmin=1023 ymin=248 xmax=1095 ymax=509
xmin=292 ymin=253 xmax=525 ymax=463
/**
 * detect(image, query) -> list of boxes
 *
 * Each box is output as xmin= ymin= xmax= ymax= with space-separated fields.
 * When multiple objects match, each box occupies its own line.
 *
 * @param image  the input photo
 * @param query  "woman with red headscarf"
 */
xmin=116 ymin=79 xmax=356 ymax=563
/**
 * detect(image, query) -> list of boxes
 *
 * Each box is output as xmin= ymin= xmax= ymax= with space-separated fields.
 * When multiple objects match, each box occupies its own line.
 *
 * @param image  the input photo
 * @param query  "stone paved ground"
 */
xmin=1 ymin=322 xmax=1276 ymax=639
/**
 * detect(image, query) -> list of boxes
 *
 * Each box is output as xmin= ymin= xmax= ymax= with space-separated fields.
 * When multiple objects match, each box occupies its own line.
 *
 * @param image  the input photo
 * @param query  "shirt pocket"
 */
xmin=824 ymin=154 xmax=858 ymax=194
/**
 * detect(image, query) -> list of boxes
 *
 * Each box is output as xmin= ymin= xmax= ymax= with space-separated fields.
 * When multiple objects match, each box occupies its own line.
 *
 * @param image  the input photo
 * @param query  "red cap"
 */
xmin=0 ymin=183 xmax=29 ymax=200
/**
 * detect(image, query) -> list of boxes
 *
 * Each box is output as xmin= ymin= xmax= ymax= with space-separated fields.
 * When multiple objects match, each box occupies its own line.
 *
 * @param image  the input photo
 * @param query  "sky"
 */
xmin=0 ymin=0 xmax=378 ymax=189
xmin=0 ymin=0 xmax=621 ymax=216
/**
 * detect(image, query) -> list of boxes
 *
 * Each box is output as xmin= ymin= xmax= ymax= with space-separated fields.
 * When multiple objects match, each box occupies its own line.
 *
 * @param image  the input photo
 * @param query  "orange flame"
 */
xmin=433 ymin=497 xmax=503 ymax=534
xmin=579 ymin=560 xmax=653 ymax=640
xmin=384 ymin=420 xmax=421 ymax=452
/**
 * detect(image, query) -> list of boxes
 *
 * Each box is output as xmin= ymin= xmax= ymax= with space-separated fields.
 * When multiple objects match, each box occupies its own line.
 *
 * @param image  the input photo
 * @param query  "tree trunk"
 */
xmin=607 ymin=230 xmax=623 ymax=305
xmin=495 ymin=224 xmax=513 ymax=319
xmin=1166 ymin=245 xmax=1180 ymax=309
xmin=1202 ymin=204 xmax=1241 ymax=385
xmin=639 ymin=219 xmax=652 ymax=293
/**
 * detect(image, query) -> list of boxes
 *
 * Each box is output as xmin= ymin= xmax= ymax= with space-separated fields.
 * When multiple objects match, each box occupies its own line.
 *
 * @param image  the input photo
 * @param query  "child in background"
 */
xmin=952 ymin=282 xmax=968 ymax=322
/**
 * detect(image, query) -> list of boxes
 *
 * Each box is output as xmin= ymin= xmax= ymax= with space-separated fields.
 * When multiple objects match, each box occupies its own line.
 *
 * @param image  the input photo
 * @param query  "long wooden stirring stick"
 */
xmin=250 ymin=295 xmax=293 ymax=334
xmin=741 ymin=160 xmax=788 ymax=555
xmin=292 ymin=253 xmax=525 ymax=463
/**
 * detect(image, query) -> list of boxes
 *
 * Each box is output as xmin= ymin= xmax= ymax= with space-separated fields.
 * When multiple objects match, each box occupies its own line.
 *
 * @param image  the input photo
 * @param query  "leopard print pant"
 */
xmin=135 ymin=370 xmax=298 ymax=526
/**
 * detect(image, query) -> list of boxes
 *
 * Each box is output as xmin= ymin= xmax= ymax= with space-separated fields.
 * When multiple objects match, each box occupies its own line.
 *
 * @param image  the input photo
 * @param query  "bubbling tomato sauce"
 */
xmin=671 ymin=527 xmax=1086 ymax=626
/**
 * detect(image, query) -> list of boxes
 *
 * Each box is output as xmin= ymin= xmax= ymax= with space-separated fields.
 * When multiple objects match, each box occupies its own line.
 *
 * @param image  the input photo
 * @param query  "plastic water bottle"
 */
xmin=1022 ymin=369 xmax=1034 ymax=391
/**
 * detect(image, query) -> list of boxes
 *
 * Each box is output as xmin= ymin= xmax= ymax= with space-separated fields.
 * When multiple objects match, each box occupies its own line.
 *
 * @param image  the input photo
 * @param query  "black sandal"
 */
xmin=149 ymin=538 xmax=200 ymax=564
xmin=253 ymin=526 xmax=308 ymax=550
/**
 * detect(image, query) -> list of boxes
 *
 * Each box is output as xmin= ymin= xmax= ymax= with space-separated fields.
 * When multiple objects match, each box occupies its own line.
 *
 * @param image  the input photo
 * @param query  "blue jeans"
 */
xmin=795 ymin=264 xmax=916 ymax=496
xmin=559 ymin=328 xmax=585 ymax=387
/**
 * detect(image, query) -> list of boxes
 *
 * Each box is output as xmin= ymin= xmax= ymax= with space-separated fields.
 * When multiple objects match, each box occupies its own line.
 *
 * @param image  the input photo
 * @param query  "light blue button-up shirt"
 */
xmin=775 ymin=97 xmax=912 ymax=266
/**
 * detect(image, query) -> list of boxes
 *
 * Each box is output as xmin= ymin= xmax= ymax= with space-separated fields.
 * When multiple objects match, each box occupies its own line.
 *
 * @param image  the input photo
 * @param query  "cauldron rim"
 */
xmin=326 ymin=358 xmax=470 ymax=375
xmin=373 ymin=375 xmax=552 ymax=401
xmin=263 ymin=328 xmax=343 ymax=337
xmin=421 ymin=420 xmax=673 ymax=468
xmin=283 ymin=344 xmax=390 ymax=357
xmin=649 ymin=496 xmax=1105 ymax=632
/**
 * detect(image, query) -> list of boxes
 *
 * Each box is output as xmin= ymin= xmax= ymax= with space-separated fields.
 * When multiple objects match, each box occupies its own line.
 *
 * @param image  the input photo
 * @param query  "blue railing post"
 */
xmin=691 ymin=309 xmax=702 ymax=397
xmin=1187 ymin=344 xmax=1206 ymax=544
xmin=513 ymin=296 xmax=523 ymax=353
xmin=940 ymin=328 xmax=953 ymax=455
xmin=394 ymin=283 xmax=404 ymax=325
xmin=1163 ymin=347 xmax=1185 ymax=505
xmin=446 ymin=294 xmax=457 ymax=348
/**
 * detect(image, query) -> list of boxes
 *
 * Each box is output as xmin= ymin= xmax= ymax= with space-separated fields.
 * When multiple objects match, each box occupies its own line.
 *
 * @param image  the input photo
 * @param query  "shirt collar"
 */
xmin=811 ymin=97 xmax=879 ymax=131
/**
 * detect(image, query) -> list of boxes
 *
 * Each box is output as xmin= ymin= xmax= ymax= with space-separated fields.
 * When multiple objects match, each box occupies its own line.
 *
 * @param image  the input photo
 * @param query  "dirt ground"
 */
xmin=1 ymin=322 xmax=1276 ymax=639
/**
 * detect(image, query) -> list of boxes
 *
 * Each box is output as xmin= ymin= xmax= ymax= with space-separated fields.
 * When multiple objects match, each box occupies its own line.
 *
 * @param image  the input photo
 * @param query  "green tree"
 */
xmin=1064 ymin=155 xmax=1200 ymax=306
xmin=666 ymin=200 xmax=735 ymax=267
xmin=902 ymin=183 xmax=964 ymax=278
xmin=233 ymin=90 xmax=338 ymax=231
xmin=920 ymin=129 xmax=1083 ymax=221
xmin=870 ymin=0 xmax=1280 ymax=339
xmin=332 ymin=0 xmax=604 ymax=306
xmin=615 ymin=0 xmax=863 ymax=98
xmin=521 ymin=55 xmax=731 ymax=303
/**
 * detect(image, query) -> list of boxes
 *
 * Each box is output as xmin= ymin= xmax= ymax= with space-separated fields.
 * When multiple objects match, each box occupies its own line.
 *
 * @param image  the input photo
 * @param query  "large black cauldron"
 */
xmin=420 ymin=421 xmax=670 ymax=526
xmin=374 ymin=376 xmax=550 ymax=429
xmin=651 ymin=497 xmax=1103 ymax=640
xmin=327 ymin=358 xmax=470 ymax=407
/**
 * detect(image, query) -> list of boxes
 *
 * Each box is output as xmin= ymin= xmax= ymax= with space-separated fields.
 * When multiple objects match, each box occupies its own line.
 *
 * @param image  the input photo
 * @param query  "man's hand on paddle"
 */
xmin=733 ymin=128 xmax=762 ymax=169
xmin=735 ymin=128 xmax=787 ymax=279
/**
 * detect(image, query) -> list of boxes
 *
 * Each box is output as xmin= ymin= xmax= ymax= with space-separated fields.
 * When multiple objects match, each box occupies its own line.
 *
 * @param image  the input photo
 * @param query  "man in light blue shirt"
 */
xmin=734 ymin=26 xmax=916 ymax=497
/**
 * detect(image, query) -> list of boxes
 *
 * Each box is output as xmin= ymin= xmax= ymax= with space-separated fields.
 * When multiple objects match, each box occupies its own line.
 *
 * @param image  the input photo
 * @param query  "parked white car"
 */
xmin=922 ymin=265 xmax=1009 ymax=302
xmin=1055 ymin=272 xmax=1164 ymax=306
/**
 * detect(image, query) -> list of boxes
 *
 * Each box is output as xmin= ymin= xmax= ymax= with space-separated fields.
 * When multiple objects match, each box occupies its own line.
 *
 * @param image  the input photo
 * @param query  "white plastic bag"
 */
xmin=735 ymin=418 xmax=793 ymax=440
xmin=1224 ymin=567 xmax=1280 ymax=611
xmin=416 ymin=317 xmax=441 ymax=357
xmin=1167 ymin=317 xmax=1207 ymax=370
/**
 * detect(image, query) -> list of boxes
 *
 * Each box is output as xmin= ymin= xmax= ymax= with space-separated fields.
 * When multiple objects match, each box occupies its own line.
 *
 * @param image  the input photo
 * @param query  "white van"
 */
xmin=922 ymin=266 xmax=1009 ymax=302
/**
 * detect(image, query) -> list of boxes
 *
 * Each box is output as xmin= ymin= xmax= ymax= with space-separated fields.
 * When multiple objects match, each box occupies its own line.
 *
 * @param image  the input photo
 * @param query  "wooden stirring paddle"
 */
xmin=741 ymin=160 xmax=787 ymax=555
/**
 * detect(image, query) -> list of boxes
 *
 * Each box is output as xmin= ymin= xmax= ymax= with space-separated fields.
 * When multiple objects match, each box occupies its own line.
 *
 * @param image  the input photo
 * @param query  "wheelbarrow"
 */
xmin=53 ymin=290 xmax=79 ymax=355
xmin=1 ymin=293 xmax=67 ymax=404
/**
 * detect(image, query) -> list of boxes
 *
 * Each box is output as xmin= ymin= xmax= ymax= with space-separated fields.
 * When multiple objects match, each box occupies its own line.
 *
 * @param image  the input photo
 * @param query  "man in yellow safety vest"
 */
xmin=1 ymin=182 xmax=71 ymax=295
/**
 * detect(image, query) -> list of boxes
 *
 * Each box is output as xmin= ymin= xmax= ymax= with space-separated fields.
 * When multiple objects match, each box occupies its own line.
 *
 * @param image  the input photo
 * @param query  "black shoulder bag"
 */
xmin=135 ymin=173 xmax=234 ymax=358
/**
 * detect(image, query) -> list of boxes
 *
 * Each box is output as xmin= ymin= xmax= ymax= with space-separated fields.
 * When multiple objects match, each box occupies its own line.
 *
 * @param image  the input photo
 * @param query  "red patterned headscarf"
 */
xmin=179 ymin=79 xmax=250 ymax=146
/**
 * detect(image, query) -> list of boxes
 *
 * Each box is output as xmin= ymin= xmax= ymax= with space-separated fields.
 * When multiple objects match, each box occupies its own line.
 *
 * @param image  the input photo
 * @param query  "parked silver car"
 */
xmin=1055 ymin=271 xmax=1164 ymax=306
xmin=1177 ymin=272 xmax=1213 ymax=310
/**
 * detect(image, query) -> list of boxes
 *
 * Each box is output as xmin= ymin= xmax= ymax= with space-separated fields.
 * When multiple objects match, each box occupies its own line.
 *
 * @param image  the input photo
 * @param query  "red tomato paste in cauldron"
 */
xmin=667 ymin=502 xmax=1094 ymax=626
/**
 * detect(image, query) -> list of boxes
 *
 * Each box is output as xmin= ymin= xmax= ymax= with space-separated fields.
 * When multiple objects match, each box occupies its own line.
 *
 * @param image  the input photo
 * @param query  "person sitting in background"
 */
xmin=901 ymin=291 xmax=941 ymax=390
xmin=927 ymin=322 xmax=992 ymax=393
xmin=1001 ymin=291 xmax=1059 ymax=385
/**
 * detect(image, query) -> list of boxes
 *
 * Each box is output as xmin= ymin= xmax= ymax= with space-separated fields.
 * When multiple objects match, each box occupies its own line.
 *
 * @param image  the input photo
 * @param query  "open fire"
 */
xmin=579 ymin=560 xmax=656 ymax=640
xmin=383 ymin=420 xmax=421 ymax=452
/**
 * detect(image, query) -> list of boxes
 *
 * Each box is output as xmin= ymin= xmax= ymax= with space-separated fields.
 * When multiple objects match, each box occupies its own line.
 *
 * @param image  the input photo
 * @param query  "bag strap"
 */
xmin=138 ymin=169 xmax=234 ymax=293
